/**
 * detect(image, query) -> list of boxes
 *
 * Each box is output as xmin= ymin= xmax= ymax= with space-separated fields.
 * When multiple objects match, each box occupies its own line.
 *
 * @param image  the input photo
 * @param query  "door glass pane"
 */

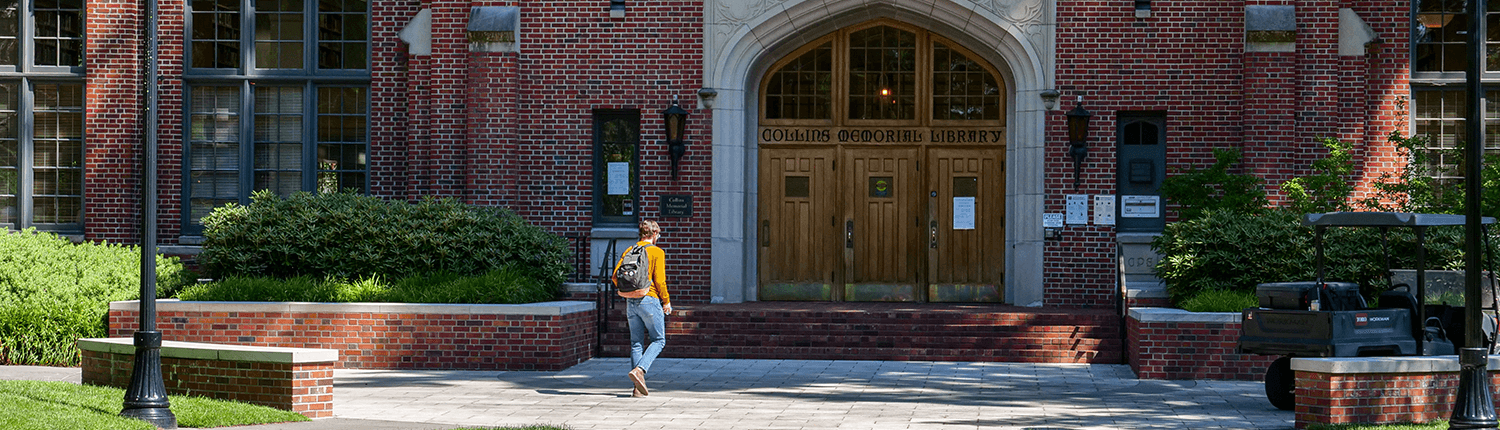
xmin=848 ymin=26 xmax=915 ymax=120
xmin=932 ymin=43 xmax=1000 ymax=120
xmin=1122 ymin=121 xmax=1160 ymax=145
xmin=191 ymin=0 xmax=241 ymax=68
xmin=765 ymin=42 xmax=831 ymax=120
xmin=254 ymin=86 xmax=302 ymax=195
xmin=598 ymin=116 xmax=638 ymax=219
xmin=30 ymin=83 xmax=81 ymax=225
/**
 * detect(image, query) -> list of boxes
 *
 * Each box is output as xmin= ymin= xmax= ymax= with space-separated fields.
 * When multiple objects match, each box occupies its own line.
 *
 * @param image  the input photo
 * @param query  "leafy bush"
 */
xmin=200 ymin=190 xmax=569 ymax=295
xmin=1152 ymin=210 xmax=1387 ymax=306
xmin=1358 ymin=131 xmax=1500 ymax=219
xmin=0 ymin=229 xmax=188 ymax=366
xmin=1283 ymin=137 xmax=1356 ymax=214
xmin=1159 ymin=148 xmax=1268 ymax=220
xmin=177 ymin=265 xmax=556 ymax=305
xmin=1179 ymin=289 xmax=1258 ymax=313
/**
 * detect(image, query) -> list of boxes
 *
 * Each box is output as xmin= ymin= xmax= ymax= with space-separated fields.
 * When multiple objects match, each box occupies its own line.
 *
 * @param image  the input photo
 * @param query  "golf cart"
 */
xmin=1236 ymin=212 xmax=1498 ymax=410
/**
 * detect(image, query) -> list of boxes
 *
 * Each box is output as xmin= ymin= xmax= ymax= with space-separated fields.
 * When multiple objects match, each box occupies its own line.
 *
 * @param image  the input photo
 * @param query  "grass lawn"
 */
xmin=0 ymin=380 xmax=309 ymax=430
xmin=1308 ymin=422 xmax=1445 ymax=430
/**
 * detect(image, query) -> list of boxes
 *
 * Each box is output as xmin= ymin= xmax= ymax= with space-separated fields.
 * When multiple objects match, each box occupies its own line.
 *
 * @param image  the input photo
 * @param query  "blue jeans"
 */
xmin=625 ymin=295 xmax=666 ymax=374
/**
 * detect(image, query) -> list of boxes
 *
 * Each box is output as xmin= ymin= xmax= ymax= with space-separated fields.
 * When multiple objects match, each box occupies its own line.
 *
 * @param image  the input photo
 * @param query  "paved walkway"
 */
xmin=4 ymin=358 xmax=1294 ymax=429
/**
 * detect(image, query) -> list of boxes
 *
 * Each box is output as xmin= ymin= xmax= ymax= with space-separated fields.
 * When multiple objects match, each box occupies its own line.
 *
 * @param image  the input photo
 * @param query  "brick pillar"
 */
xmin=464 ymin=51 xmax=520 ymax=207
xmin=84 ymin=0 xmax=145 ymax=243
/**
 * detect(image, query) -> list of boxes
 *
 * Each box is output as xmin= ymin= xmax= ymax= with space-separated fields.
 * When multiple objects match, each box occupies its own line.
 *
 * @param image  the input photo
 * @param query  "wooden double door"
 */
xmin=758 ymin=146 xmax=1005 ymax=302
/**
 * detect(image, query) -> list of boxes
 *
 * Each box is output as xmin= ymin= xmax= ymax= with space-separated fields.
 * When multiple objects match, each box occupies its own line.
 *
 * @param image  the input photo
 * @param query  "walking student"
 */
xmin=612 ymin=219 xmax=671 ymax=397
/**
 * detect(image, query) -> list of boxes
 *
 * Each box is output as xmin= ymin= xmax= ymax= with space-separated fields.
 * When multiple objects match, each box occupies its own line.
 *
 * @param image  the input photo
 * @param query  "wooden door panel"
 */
xmin=759 ymin=148 xmax=837 ymax=301
xmin=927 ymin=148 xmax=1004 ymax=302
xmin=843 ymin=148 xmax=918 ymax=301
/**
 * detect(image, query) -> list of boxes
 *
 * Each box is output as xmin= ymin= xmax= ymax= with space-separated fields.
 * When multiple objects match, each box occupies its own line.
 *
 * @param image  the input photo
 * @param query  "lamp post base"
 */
xmin=1450 ymin=347 xmax=1497 ymax=429
xmin=120 ymin=331 xmax=176 ymax=429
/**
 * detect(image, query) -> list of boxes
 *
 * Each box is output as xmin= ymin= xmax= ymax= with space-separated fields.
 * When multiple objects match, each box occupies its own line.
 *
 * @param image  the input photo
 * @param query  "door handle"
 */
xmin=846 ymin=220 xmax=854 ymax=249
xmin=761 ymin=220 xmax=769 ymax=247
xmin=929 ymin=220 xmax=938 ymax=249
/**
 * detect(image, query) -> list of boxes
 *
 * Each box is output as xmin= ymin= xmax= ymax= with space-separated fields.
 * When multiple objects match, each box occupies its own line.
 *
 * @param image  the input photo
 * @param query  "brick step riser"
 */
xmin=601 ymin=325 xmax=1120 ymax=338
xmin=600 ymin=346 xmax=1123 ymax=364
xmin=600 ymin=311 xmax=1119 ymax=327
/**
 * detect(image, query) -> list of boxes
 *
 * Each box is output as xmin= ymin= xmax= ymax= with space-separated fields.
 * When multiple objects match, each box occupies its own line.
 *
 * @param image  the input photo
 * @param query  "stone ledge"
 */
xmin=1128 ymin=307 xmax=1241 ymax=323
xmin=111 ymin=299 xmax=595 ymax=316
xmin=1292 ymin=355 xmax=1500 ymax=374
xmin=79 ymin=338 xmax=338 ymax=364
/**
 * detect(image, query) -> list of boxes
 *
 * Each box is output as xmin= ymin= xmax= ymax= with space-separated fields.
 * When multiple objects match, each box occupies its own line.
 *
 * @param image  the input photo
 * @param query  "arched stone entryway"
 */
xmin=703 ymin=0 xmax=1053 ymax=305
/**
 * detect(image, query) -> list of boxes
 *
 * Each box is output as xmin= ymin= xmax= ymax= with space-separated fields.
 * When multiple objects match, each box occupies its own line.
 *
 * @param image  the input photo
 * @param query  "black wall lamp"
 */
xmin=1065 ymin=95 xmax=1092 ymax=190
xmin=662 ymin=95 xmax=689 ymax=180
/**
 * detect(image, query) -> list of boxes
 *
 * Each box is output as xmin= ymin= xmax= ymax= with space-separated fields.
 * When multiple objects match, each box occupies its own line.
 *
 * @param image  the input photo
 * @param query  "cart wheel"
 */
xmin=1265 ymin=356 xmax=1295 ymax=411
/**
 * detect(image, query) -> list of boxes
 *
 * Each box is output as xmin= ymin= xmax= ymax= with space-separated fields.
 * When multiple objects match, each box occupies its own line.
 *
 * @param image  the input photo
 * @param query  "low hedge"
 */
xmin=0 ymin=229 xmax=188 ymax=366
xmin=176 ymin=266 xmax=556 ymax=305
xmin=200 ymin=191 xmax=569 ymax=294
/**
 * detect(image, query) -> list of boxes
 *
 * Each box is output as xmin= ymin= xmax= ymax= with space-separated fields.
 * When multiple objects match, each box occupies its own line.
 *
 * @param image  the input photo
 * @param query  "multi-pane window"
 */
xmin=190 ymin=0 xmax=240 ymax=68
xmin=932 ymin=43 xmax=1000 ymax=121
xmin=764 ymin=42 xmax=831 ymax=121
xmin=593 ymin=110 xmax=640 ymax=226
xmin=1410 ymin=90 xmax=1500 ymax=182
xmin=761 ymin=23 xmax=1003 ymax=125
xmin=187 ymin=86 xmax=240 ymax=225
xmin=316 ymin=87 xmax=366 ymax=193
xmin=0 ymin=0 xmax=84 ymax=232
xmin=1410 ymin=2 xmax=1500 ymax=188
xmin=183 ymin=0 xmax=368 ymax=234
xmin=848 ymin=26 xmax=916 ymax=121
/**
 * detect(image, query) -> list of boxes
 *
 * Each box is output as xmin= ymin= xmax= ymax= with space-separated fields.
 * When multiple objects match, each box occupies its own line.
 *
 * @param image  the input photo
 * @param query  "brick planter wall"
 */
xmin=1127 ymin=308 xmax=1277 ymax=380
xmin=1292 ymin=356 xmax=1500 ymax=428
xmin=79 ymin=338 xmax=337 ymax=418
xmin=108 ymin=300 xmax=597 ymax=371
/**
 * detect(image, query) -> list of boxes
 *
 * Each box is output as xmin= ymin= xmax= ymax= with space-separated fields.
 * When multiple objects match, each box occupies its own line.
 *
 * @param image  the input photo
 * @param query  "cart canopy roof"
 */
xmin=1303 ymin=212 xmax=1496 ymax=227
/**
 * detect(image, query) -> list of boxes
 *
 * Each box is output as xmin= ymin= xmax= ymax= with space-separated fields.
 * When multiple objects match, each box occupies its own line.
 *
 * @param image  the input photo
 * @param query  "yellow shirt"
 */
xmin=613 ymin=240 xmax=669 ymax=305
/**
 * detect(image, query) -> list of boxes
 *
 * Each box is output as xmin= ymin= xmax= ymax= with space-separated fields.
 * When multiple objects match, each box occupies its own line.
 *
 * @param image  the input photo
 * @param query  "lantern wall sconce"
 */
xmin=1065 ymin=96 xmax=1092 ymax=190
xmin=663 ymin=96 xmax=690 ymax=180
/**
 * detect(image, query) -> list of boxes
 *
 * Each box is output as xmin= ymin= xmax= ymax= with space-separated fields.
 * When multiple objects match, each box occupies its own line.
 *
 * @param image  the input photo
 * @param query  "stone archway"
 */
xmin=702 ymin=0 xmax=1053 ymax=305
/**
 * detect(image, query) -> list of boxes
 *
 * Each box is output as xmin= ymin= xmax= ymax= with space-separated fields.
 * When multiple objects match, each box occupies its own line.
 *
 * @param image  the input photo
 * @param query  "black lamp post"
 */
xmin=1452 ymin=0 xmax=1498 ymax=425
xmin=1065 ymin=96 xmax=1091 ymax=190
xmin=662 ymin=96 xmax=689 ymax=180
xmin=119 ymin=0 xmax=175 ymax=426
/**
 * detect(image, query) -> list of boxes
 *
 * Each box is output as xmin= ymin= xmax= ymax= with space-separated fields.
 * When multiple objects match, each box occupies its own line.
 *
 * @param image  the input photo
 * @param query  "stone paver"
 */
xmin=3 ymin=358 xmax=1294 ymax=429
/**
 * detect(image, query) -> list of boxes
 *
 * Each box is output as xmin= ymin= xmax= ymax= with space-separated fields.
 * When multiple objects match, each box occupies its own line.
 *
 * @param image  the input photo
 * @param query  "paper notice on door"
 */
xmin=607 ymin=162 xmax=629 ymax=195
xmin=953 ymin=197 xmax=975 ymax=230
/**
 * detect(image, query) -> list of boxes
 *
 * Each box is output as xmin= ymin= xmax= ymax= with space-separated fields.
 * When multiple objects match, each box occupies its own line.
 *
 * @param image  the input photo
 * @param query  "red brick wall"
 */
xmin=1052 ymin=0 xmax=1409 ymax=307
xmin=1295 ymin=370 xmax=1500 ymax=428
xmin=1127 ymin=313 xmax=1277 ymax=380
xmin=109 ymin=306 xmax=596 ymax=371
xmin=82 ymin=349 xmax=335 ymax=418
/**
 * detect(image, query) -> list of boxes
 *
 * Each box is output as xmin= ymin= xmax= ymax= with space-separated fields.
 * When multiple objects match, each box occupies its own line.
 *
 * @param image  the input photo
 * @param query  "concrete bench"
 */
xmin=79 ymin=338 xmax=338 ymax=418
xmin=1292 ymin=355 xmax=1500 ymax=428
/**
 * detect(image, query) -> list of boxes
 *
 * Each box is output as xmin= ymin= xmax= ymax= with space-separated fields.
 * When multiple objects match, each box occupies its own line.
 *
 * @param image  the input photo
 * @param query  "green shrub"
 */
xmin=1159 ymin=148 xmax=1268 ymax=220
xmin=178 ymin=265 xmax=556 ymax=305
xmin=1179 ymin=289 xmax=1258 ymax=313
xmin=0 ymin=229 xmax=188 ymax=366
xmin=1282 ymin=137 xmax=1356 ymax=214
xmin=1152 ymin=210 xmax=1386 ymax=306
xmin=200 ymin=190 xmax=569 ymax=295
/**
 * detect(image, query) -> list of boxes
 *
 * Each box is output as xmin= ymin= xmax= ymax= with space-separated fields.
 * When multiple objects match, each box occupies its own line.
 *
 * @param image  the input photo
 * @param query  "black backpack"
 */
xmin=613 ymin=244 xmax=653 ymax=293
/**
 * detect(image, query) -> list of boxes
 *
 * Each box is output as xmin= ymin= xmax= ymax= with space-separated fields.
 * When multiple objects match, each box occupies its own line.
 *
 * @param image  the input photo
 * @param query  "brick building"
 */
xmin=6 ymin=0 xmax=1434 ymax=309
